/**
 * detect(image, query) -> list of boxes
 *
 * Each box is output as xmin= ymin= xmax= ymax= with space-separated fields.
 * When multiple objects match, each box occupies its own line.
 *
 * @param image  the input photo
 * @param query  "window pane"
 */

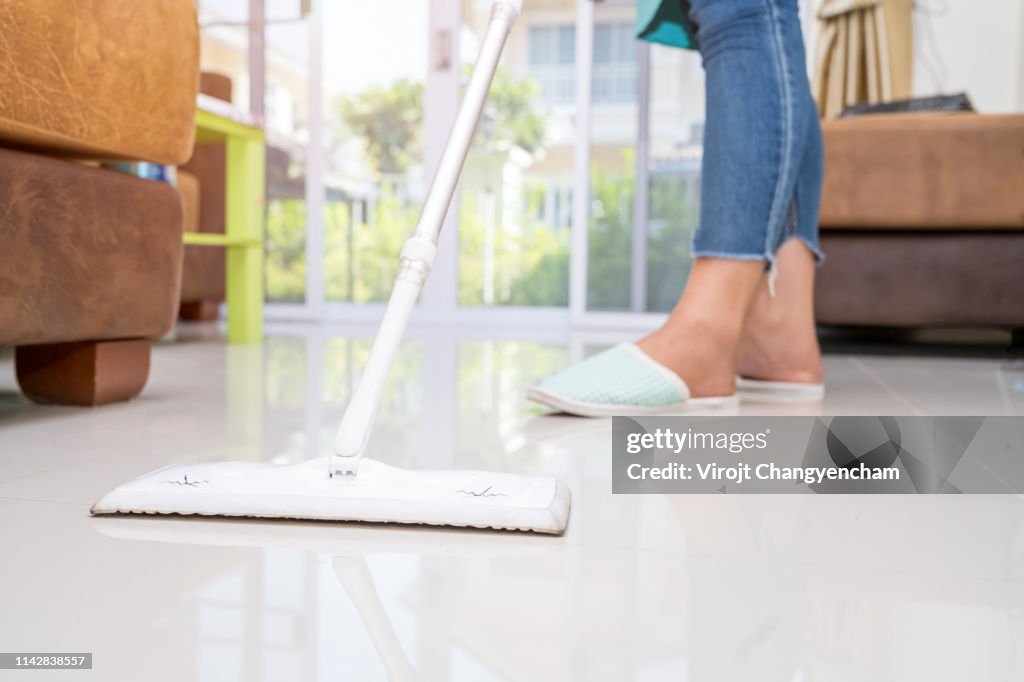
xmin=196 ymin=0 xmax=312 ymax=305
xmin=528 ymin=27 xmax=551 ymax=66
xmin=323 ymin=1 xmax=427 ymax=303
xmin=586 ymin=150 xmax=634 ymax=311
xmin=645 ymin=43 xmax=705 ymax=312
xmin=196 ymin=0 xmax=250 ymax=111
xmin=458 ymin=0 xmax=571 ymax=308
xmin=615 ymin=23 xmax=633 ymax=62
xmin=594 ymin=24 xmax=611 ymax=63
xmin=557 ymin=26 xmax=575 ymax=64
xmin=586 ymin=6 xmax=636 ymax=311
xmin=593 ymin=22 xmax=635 ymax=104
xmin=264 ymin=12 xmax=310 ymax=304
xmin=528 ymin=23 xmax=575 ymax=105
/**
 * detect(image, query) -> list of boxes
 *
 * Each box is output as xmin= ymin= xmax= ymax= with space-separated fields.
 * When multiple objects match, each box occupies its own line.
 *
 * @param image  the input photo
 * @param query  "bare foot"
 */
xmin=637 ymin=257 xmax=764 ymax=398
xmin=736 ymin=239 xmax=823 ymax=384
xmin=637 ymin=240 xmax=823 ymax=398
xmin=638 ymin=318 xmax=743 ymax=398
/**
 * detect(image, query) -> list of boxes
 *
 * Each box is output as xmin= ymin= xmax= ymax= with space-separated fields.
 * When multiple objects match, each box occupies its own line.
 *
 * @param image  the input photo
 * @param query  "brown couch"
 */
xmin=815 ymin=113 xmax=1024 ymax=330
xmin=0 ymin=0 xmax=199 ymax=405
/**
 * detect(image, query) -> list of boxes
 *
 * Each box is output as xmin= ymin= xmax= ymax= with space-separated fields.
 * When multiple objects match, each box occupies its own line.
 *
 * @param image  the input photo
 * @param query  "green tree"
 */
xmin=324 ymin=188 xmax=419 ymax=303
xmin=455 ymin=69 xmax=565 ymax=306
xmin=647 ymin=173 xmax=698 ymax=312
xmin=472 ymin=67 xmax=546 ymax=154
xmin=278 ymin=68 xmax=698 ymax=311
xmin=584 ymin=151 xmax=699 ymax=312
xmin=331 ymin=69 xmax=566 ymax=307
xmin=335 ymin=79 xmax=424 ymax=175
xmin=458 ymin=188 xmax=569 ymax=307
xmin=265 ymin=199 xmax=307 ymax=303
xmin=334 ymin=69 xmax=546 ymax=174
xmin=586 ymin=150 xmax=635 ymax=311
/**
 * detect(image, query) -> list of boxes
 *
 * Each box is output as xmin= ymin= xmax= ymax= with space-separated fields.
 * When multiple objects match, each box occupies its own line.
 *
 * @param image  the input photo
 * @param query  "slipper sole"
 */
xmin=735 ymin=377 xmax=824 ymax=402
xmin=527 ymin=387 xmax=739 ymax=418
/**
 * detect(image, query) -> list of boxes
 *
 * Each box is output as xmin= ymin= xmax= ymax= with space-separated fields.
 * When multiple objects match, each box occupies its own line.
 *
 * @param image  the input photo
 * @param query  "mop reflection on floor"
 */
xmin=91 ymin=515 xmax=560 ymax=679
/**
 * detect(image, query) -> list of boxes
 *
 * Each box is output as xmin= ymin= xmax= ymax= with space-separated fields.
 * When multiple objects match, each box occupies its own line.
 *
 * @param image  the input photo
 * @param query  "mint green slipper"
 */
xmin=527 ymin=343 xmax=738 ymax=417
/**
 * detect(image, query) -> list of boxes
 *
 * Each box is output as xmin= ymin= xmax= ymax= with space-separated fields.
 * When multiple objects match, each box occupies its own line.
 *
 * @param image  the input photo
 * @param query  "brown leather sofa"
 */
xmin=0 ymin=0 xmax=199 ymax=405
xmin=815 ymin=113 xmax=1024 ymax=331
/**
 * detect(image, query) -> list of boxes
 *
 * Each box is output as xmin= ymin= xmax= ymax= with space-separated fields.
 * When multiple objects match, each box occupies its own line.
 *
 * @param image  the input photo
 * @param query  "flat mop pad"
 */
xmin=91 ymin=0 xmax=571 ymax=535
xmin=91 ymin=458 xmax=570 ymax=534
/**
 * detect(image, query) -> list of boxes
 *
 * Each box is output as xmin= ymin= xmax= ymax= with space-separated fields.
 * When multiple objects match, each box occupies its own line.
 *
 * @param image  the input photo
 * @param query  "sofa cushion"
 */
xmin=0 ymin=148 xmax=184 ymax=346
xmin=0 ymin=0 xmax=198 ymax=165
xmin=820 ymin=113 xmax=1024 ymax=230
xmin=815 ymin=231 xmax=1024 ymax=327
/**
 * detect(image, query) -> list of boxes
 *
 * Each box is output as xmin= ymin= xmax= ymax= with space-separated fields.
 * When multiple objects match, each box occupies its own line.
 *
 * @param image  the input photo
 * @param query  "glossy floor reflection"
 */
xmin=1 ymin=326 xmax=1023 ymax=681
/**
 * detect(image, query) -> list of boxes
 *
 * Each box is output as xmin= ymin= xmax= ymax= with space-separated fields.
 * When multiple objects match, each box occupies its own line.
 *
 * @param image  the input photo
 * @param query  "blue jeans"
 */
xmin=686 ymin=0 xmax=824 ymax=266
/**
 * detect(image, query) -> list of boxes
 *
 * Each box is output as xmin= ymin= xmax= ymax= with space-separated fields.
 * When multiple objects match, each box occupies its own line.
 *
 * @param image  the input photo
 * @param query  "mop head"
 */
xmin=91 ymin=457 xmax=570 ymax=535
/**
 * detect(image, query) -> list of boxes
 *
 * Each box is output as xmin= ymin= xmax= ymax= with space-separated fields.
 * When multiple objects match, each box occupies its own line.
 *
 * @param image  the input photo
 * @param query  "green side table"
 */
xmin=187 ymin=107 xmax=265 ymax=344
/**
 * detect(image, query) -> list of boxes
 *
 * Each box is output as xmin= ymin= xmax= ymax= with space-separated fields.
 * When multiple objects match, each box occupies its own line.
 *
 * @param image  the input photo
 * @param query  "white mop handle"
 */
xmin=331 ymin=0 xmax=520 ymax=477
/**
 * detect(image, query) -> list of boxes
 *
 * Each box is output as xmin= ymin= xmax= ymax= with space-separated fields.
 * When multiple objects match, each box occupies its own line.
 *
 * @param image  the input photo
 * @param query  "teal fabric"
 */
xmin=636 ymin=0 xmax=696 ymax=50
xmin=535 ymin=344 xmax=684 ymax=407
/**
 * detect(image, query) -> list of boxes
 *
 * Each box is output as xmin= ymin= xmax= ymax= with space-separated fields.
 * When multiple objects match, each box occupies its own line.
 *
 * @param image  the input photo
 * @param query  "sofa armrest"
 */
xmin=0 ymin=0 xmax=199 ymax=165
xmin=820 ymin=113 xmax=1024 ymax=230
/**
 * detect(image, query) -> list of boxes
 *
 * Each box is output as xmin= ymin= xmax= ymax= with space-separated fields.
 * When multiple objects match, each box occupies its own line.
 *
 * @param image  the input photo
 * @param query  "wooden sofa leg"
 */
xmin=179 ymin=300 xmax=220 ymax=321
xmin=15 ymin=339 xmax=151 ymax=406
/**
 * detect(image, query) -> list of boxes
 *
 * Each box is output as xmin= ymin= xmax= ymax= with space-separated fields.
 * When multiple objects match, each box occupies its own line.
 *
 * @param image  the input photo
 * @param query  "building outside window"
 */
xmin=194 ymin=0 xmax=707 ymax=317
xmin=593 ymin=22 xmax=636 ymax=104
xmin=527 ymin=22 xmax=636 ymax=106
xmin=527 ymin=25 xmax=575 ymax=105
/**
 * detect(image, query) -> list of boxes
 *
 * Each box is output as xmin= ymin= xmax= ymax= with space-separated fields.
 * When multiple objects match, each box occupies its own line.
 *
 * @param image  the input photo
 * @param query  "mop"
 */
xmin=91 ymin=0 xmax=571 ymax=535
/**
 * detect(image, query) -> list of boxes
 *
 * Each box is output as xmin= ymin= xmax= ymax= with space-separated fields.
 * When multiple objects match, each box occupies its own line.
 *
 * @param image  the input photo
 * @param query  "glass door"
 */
xmin=456 ymin=0 xmax=574 ymax=311
xmin=195 ymin=0 xmax=317 ymax=313
xmin=642 ymin=41 xmax=705 ymax=313
xmin=262 ymin=0 xmax=313 ymax=306
xmin=320 ymin=1 xmax=430 ymax=308
xmin=584 ymin=1 xmax=639 ymax=313
xmin=234 ymin=0 xmax=706 ymax=329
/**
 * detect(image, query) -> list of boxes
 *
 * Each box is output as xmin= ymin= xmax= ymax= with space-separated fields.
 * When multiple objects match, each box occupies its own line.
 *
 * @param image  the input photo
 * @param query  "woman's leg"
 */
xmin=639 ymin=258 xmax=765 ymax=396
xmin=638 ymin=0 xmax=823 ymax=395
xmin=736 ymin=238 xmax=823 ymax=384
xmin=738 ymin=95 xmax=825 ymax=384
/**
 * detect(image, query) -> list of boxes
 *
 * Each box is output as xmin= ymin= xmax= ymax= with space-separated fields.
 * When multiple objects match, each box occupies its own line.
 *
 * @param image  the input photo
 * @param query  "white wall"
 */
xmin=911 ymin=0 xmax=1024 ymax=113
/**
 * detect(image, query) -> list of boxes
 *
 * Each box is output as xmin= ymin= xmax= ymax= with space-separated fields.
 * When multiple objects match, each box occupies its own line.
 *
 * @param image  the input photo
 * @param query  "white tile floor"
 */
xmin=1 ymin=325 xmax=1023 ymax=681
